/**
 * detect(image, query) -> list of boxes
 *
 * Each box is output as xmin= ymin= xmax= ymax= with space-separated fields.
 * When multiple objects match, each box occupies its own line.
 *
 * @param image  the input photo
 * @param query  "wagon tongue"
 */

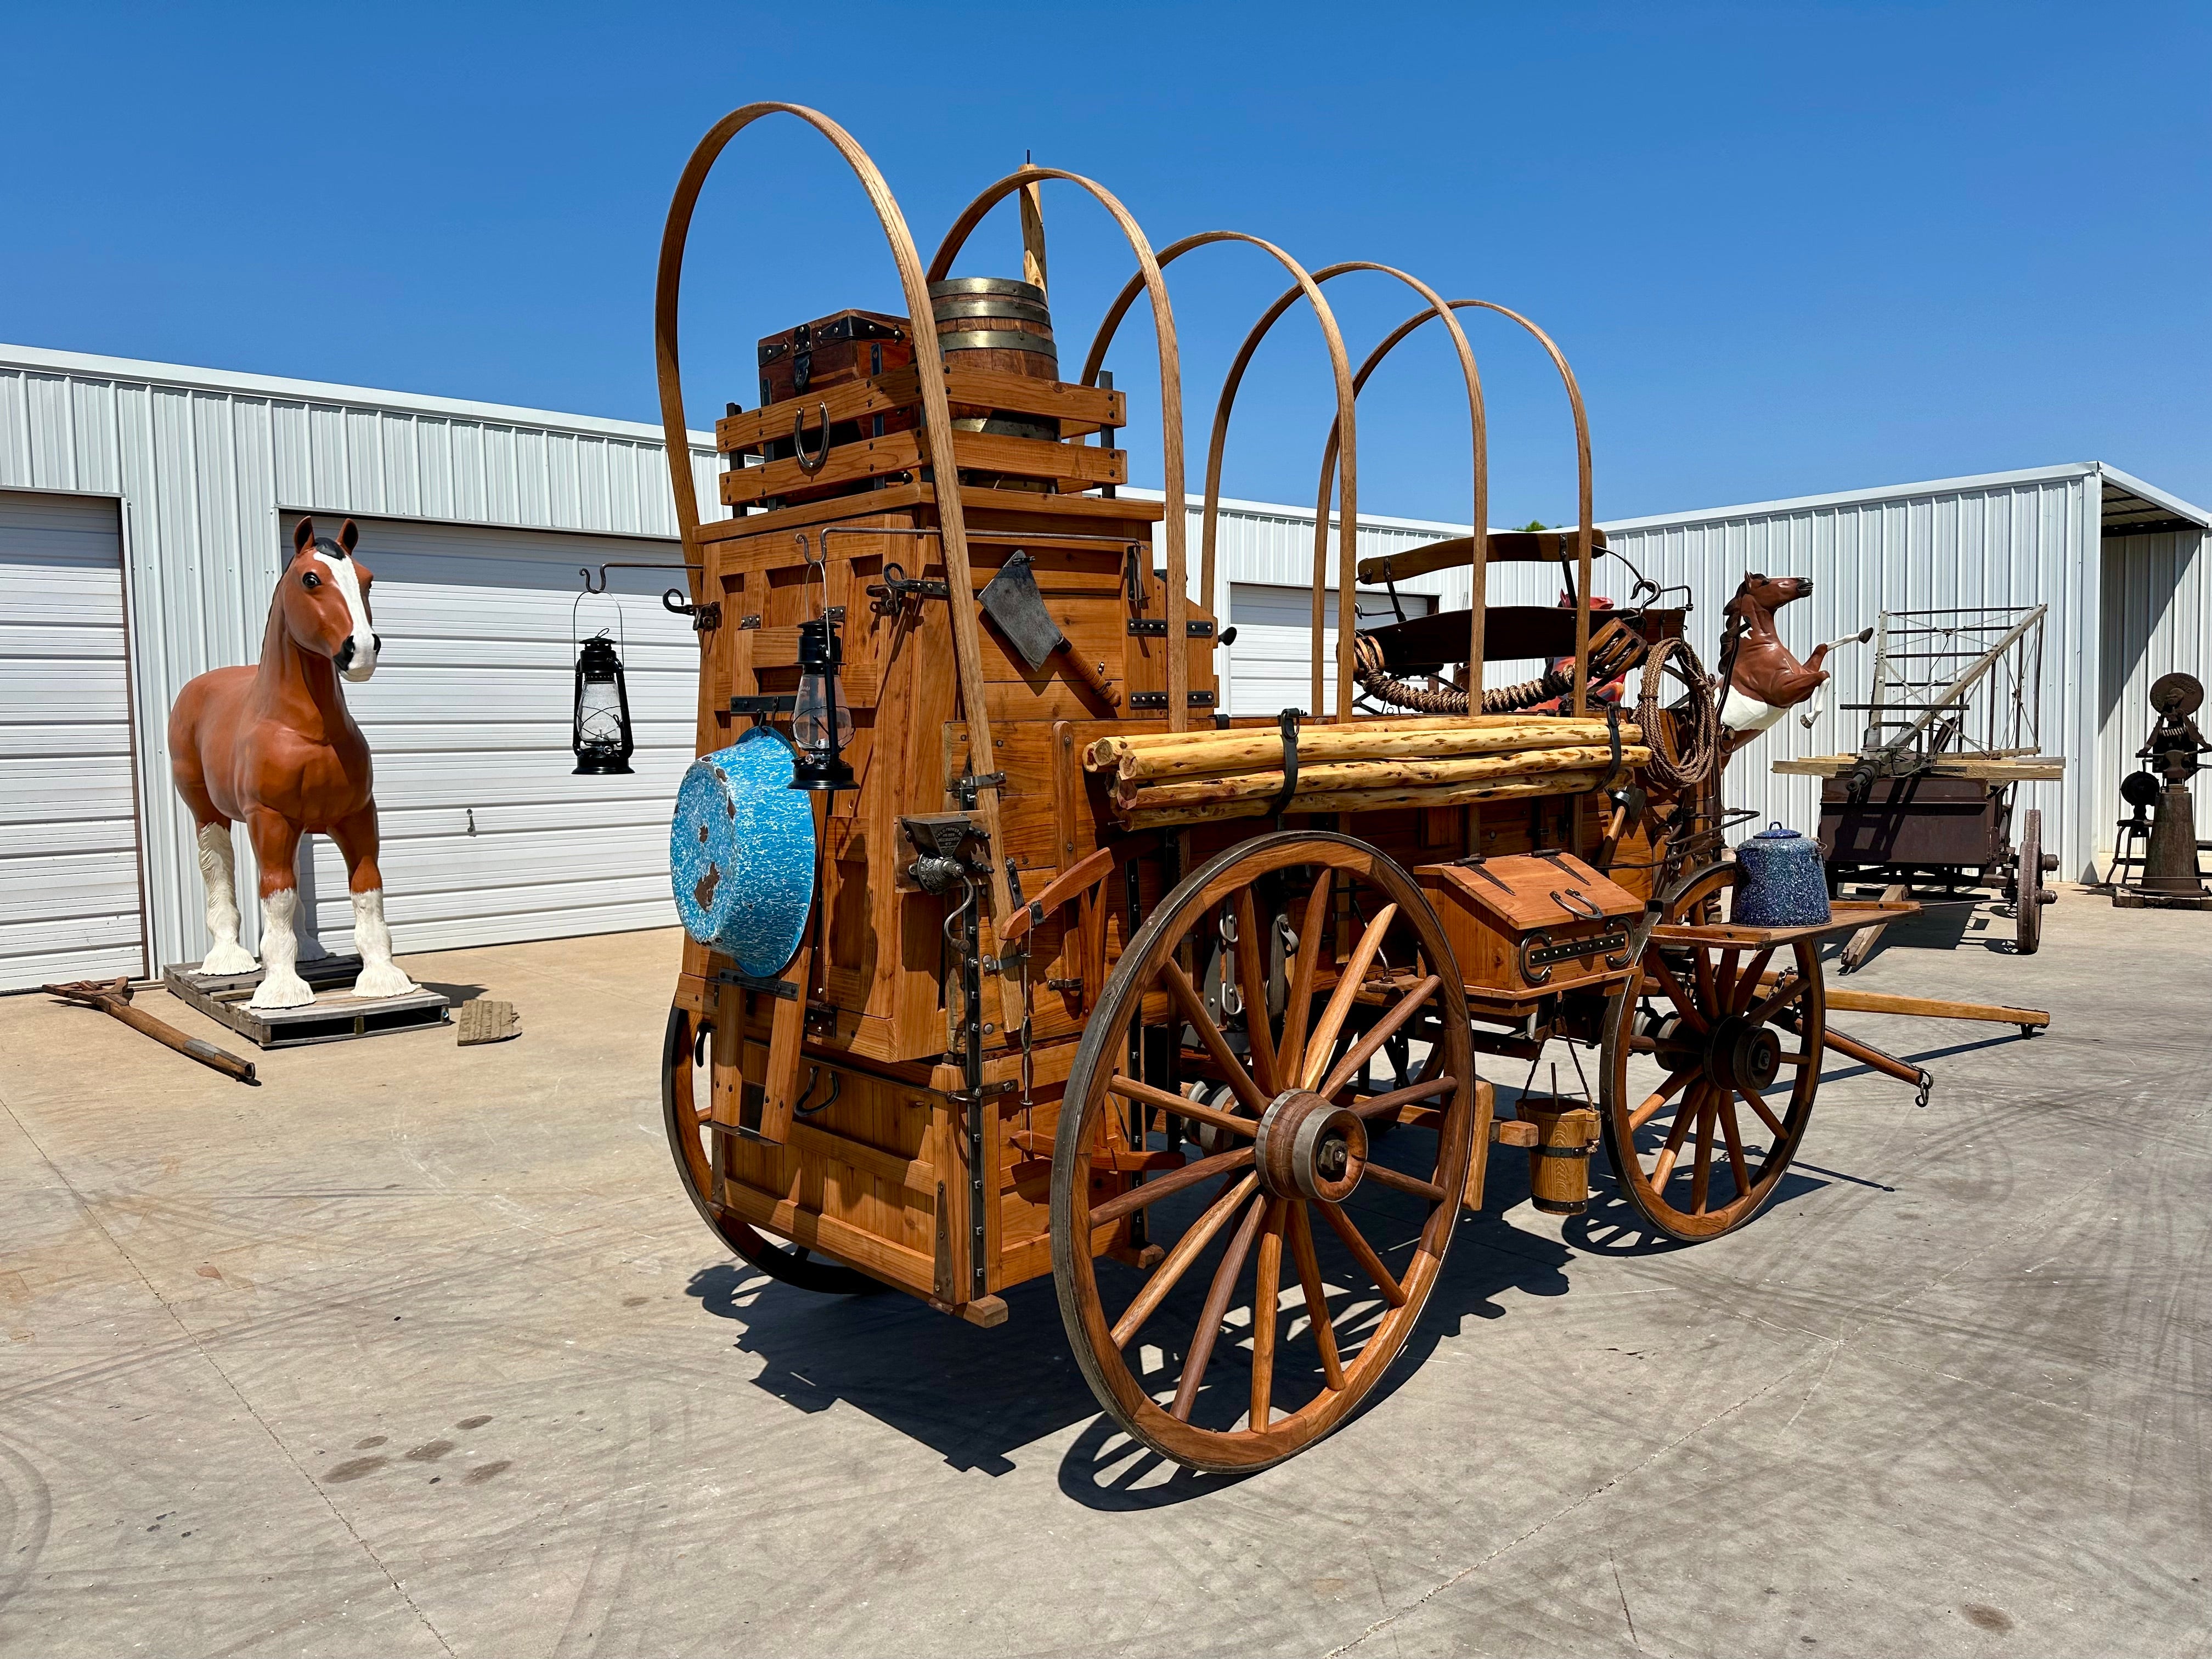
xmin=977 ymin=548 xmax=1065 ymax=673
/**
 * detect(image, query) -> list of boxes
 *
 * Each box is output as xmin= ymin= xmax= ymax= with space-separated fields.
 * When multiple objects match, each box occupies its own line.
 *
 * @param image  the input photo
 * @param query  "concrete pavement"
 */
xmin=1 ymin=893 xmax=2206 ymax=1656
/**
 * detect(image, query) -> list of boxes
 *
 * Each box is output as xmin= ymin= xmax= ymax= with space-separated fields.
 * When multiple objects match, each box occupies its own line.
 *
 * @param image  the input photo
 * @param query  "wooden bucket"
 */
xmin=930 ymin=277 xmax=1061 ymax=477
xmin=1513 ymin=1094 xmax=1600 ymax=1214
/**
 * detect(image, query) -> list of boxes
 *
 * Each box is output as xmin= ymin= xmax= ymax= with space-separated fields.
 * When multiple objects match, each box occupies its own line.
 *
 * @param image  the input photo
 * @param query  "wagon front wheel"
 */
xmin=1052 ymin=832 xmax=1475 ymax=1474
xmin=1599 ymin=862 xmax=1826 ymax=1242
xmin=661 ymin=1002 xmax=881 ymax=1295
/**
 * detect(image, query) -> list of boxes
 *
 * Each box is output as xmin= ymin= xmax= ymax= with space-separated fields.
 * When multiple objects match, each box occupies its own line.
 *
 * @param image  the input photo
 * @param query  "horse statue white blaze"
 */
xmin=168 ymin=516 xmax=417 ymax=1010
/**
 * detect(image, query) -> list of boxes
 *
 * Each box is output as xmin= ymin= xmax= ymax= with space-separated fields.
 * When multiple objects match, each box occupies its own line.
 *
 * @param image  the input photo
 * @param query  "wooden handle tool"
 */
xmin=44 ymin=978 xmax=259 ymax=1085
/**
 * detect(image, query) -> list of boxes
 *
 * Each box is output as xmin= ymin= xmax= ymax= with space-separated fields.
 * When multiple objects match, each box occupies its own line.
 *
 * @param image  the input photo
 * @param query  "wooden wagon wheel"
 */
xmin=1051 ymin=832 xmax=1475 ymax=1473
xmin=1599 ymin=863 xmax=1827 ymax=1242
xmin=660 ymin=1005 xmax=881 ymax=1295
xmin=2012 ymin=806 xmax=2050 ymax=956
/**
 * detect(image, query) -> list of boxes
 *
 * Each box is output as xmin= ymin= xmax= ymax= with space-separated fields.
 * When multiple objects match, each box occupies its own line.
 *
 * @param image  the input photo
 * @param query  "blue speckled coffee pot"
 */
xmin=1732 ymin=821 xmax=1832 ymax=927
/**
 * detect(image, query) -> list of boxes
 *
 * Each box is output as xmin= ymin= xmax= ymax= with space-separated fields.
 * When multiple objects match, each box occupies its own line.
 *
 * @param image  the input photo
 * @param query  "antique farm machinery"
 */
xmin=650 ymin=104 xmax=1933 ymax=1473
xmin=1773 ymin=605 xmax=2064 ymax=958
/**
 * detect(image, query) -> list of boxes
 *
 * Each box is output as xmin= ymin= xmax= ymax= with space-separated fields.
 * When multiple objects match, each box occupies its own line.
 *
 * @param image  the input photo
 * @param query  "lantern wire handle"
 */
xmin=570 ymin=583 xmax=627 ymax=668
xmin=798 ymin=531 xmax=830 ymax=625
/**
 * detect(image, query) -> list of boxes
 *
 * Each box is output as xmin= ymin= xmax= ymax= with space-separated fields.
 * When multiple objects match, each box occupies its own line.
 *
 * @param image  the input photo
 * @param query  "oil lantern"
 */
xmin=572 ymin=630 xmax=635 ymax=775
xmin=789 ymin=616 xmax=854 ymax=791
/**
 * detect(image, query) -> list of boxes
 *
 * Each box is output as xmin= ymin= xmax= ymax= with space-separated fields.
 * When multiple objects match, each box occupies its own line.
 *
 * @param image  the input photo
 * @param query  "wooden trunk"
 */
xmin=1416 ymin=850 xmax=1641 ymax=1017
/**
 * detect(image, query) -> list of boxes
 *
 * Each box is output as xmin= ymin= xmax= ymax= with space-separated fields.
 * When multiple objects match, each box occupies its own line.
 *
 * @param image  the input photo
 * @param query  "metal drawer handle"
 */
xmin=1551 ymin=888 xmax=1604 ymax=921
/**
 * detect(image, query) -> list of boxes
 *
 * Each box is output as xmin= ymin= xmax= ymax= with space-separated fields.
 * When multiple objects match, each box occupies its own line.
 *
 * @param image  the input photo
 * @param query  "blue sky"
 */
xmin=4 ymin=3 xmax=2205 ymax=525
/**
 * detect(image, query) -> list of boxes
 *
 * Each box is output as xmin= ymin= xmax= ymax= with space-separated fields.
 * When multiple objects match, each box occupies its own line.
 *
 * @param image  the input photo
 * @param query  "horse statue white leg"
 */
xmin=245 ymin=812 xmax=315 ymax=1010
xmin=195 ymin=822 xmax=259 ymax=974
xmin=251 ymin=887 xmax=317 ymax=1009
xmin=348 ymin=889 xmax=418 ymax=998
xmin=332 ymin=805 xmax=417 ymax=1000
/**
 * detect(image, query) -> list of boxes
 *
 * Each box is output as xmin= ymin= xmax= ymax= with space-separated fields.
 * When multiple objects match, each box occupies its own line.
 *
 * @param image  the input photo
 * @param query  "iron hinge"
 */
xmin=1127 ymin=690 xmax=1217 ymax=710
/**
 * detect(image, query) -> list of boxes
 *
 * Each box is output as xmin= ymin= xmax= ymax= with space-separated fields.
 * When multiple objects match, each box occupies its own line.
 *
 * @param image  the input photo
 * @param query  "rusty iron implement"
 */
xmin=43 ymin=977 xmax=259 ymax=1085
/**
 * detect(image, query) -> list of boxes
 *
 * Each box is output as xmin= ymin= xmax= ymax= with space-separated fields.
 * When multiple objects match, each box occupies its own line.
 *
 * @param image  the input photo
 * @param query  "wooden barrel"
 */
xmin=930 ymin=276 xmax=1060 ymax=443
xmin=930 ymin=276 xmax=1060 ymax=490
xmin=1514 ymin=1097 xmax=1599 ymax=1214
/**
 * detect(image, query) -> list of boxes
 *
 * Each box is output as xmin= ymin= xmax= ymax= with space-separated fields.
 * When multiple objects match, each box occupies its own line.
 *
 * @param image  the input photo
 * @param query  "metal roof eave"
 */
xmin=1595 ymin=462 xmax=2108 ymax=534
xmin=0 ymin=341 xmax=719 ymax=453
xmin=2094 ymin=462 xmax=2212 ymax=534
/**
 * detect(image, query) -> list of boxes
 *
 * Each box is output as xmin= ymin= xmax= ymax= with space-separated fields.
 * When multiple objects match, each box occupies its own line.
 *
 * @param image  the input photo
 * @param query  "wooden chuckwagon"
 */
xmin=649 ymin=104 xmax=1894 ymax=1473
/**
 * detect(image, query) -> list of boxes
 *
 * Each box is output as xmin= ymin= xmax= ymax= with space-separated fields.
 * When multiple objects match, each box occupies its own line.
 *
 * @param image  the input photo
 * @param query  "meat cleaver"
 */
xmin=977 ymin=549 xmax=1121 ymax=708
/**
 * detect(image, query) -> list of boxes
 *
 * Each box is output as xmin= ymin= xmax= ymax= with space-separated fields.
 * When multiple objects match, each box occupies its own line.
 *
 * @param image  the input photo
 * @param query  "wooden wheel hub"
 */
xmin=1703 ymin=1014 xmax=1782 ymax=1093
xmin=1254 ymin=1089 xmax=1368 ymax=1203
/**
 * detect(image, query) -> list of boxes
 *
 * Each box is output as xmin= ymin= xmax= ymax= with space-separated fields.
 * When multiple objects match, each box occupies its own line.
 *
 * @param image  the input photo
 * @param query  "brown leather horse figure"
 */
xmin=169 ymin=517 xmax=416 ymax=1009
xmin=1718 ymin=572 xmax=1832 ymax=757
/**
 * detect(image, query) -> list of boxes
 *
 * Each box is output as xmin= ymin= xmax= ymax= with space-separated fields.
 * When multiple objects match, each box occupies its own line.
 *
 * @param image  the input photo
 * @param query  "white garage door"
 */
xmin=296 ymin=517 xmax=699 ymax=958
xmin=1227 ymin=583 xmax=1435 ymax=717
xmin=0 ymin=491 xmax=146 ymax=991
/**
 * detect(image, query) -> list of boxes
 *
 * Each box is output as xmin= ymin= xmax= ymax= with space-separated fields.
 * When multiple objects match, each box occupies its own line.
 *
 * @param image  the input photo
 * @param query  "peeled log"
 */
xmin=1113 ymin=743 xmax=1648 ymax=812
xmin=1119 ymin=772 xmax=1606 ymax=830
xmin=1086 ymin=718 xmax=1637 ymax=782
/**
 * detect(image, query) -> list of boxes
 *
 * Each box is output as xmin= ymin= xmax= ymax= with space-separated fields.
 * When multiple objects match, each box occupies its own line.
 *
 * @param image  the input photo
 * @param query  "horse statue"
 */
xmin=1717 ymin=572 xmax=1866 ymax=758
xmin=168 ymin=516 xmax=417 ymax=1011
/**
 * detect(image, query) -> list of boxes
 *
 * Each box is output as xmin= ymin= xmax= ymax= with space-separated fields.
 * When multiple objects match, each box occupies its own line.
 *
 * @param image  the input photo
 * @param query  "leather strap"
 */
xmin=1596 ymin=703 xmax=1626 ymax=792
xmin=1266 ymin=709 xmax=1304 ymax=822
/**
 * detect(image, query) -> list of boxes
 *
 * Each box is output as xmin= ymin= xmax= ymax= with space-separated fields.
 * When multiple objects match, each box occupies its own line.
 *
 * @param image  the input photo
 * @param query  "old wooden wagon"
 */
xmin=648 ymin=104 xmax=1900 ymax=1472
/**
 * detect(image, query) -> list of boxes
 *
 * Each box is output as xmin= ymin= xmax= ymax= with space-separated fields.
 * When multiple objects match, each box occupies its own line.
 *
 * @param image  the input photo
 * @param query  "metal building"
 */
xmin=0 ymin=344 xmax=729 ymax=991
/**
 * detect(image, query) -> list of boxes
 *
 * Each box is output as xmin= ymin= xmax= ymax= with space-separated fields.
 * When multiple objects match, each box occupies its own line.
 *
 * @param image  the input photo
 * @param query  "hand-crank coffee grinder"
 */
xmin=2114 ymin=671 xmax=2212 ymax=911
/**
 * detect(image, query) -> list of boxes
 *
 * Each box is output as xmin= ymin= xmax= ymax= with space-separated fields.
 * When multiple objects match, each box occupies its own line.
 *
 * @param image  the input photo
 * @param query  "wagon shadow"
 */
xmin=685 ymin=1146 xmax=1576 ymax=1509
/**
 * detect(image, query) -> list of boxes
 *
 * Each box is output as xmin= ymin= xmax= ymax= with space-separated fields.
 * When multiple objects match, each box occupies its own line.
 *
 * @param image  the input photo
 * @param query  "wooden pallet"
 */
xmin=162 ymin=955 xmax=450 ymax=1049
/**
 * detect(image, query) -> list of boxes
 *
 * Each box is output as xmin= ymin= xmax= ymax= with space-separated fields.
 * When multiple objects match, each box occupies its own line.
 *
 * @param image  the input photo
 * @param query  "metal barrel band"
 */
xmin=933 ymin=294 xmax=1053 ymax=326
xmin=936 ymin=330 xmax=1059 ymax=360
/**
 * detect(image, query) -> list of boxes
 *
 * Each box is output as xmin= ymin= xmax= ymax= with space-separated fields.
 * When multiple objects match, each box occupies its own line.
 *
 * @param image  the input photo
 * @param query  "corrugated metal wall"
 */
xmin=0 ymin=347 xmax=725 ymax=970
xmin=1601 ymin=470 xmax=2104 ymax=877
xmin=2098 ymin=527 xmax=2209 ymax=873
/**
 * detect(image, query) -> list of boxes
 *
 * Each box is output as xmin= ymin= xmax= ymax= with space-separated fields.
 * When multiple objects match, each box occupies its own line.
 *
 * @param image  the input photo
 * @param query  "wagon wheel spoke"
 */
xmin=1730 ymin=948 xmax=1775 ymax=1015
xmin=1232 ymin=884 xmax=1279 ymax=1096
xmin=1090 ymin=1144 xmax=1255 ymax=1228
xmin=1160 ymin=958 xmax=1271 ymax=1118
xmin=1737 ymin=1080 xmax=1787 ymax=1139
xmin=1318 ymin=972 xmax=1441 ymax=1099
xmin=1692 ymin=948 xmax=1722 ymax=1027
xmin=1719 ymin=1089 xmax=1752 ymax=1198
xmin=1285 ymin=1201 xmax=1345 ymax=1390
xmin=1629 ymin=1068 xmax=1695 ymax=1132
xmin=1317 ymin=1199 xmax=1407 ymax=1307
xmin=1250 ymin=1198 xmax=1288 ymax=1430
xmin=1745 ymin=972 xmax=1808 ymax=1026
xmin=1109 ymin=1073 xmax=1257 ymax=1139
xmin=1688 ymin=1088 xmax=1718 ymax=1213
xmin=1649 ymin=1081 xmax=1705 ymax=1189
xmin=1713 ymin=947 xmax=1740 ymax=1015
xmin=1300 ymin=903 xmax=1400 ymax=1091
xmin=1170 ymin=1192 xmax=1267 ymax=1422
xmin=1351 ymin=1074 xmax=1459 ymax=1120
xmin=1641 ymin=949 xmax=1707 ymax=1032
xmin=1111 ymin=1172 xmax=1259 ymax=1349
xmin=1362 ymin=1164 xmax=1447 ymax=1203
xmin=1276 ymin=868 xmax=1335 ymax=1082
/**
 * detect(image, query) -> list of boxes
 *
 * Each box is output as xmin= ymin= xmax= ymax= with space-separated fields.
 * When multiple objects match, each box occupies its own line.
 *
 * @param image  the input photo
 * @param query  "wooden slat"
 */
xmin=720 ymin=428 xmax=1126 ymax=508
xmin=1353 ymin=527 xmax=1610 ymax=586
xmin=1773 ymin=752 xmax=2066 ymax=781
xmin=715 ymin=368 xmax=1125 ymax=453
